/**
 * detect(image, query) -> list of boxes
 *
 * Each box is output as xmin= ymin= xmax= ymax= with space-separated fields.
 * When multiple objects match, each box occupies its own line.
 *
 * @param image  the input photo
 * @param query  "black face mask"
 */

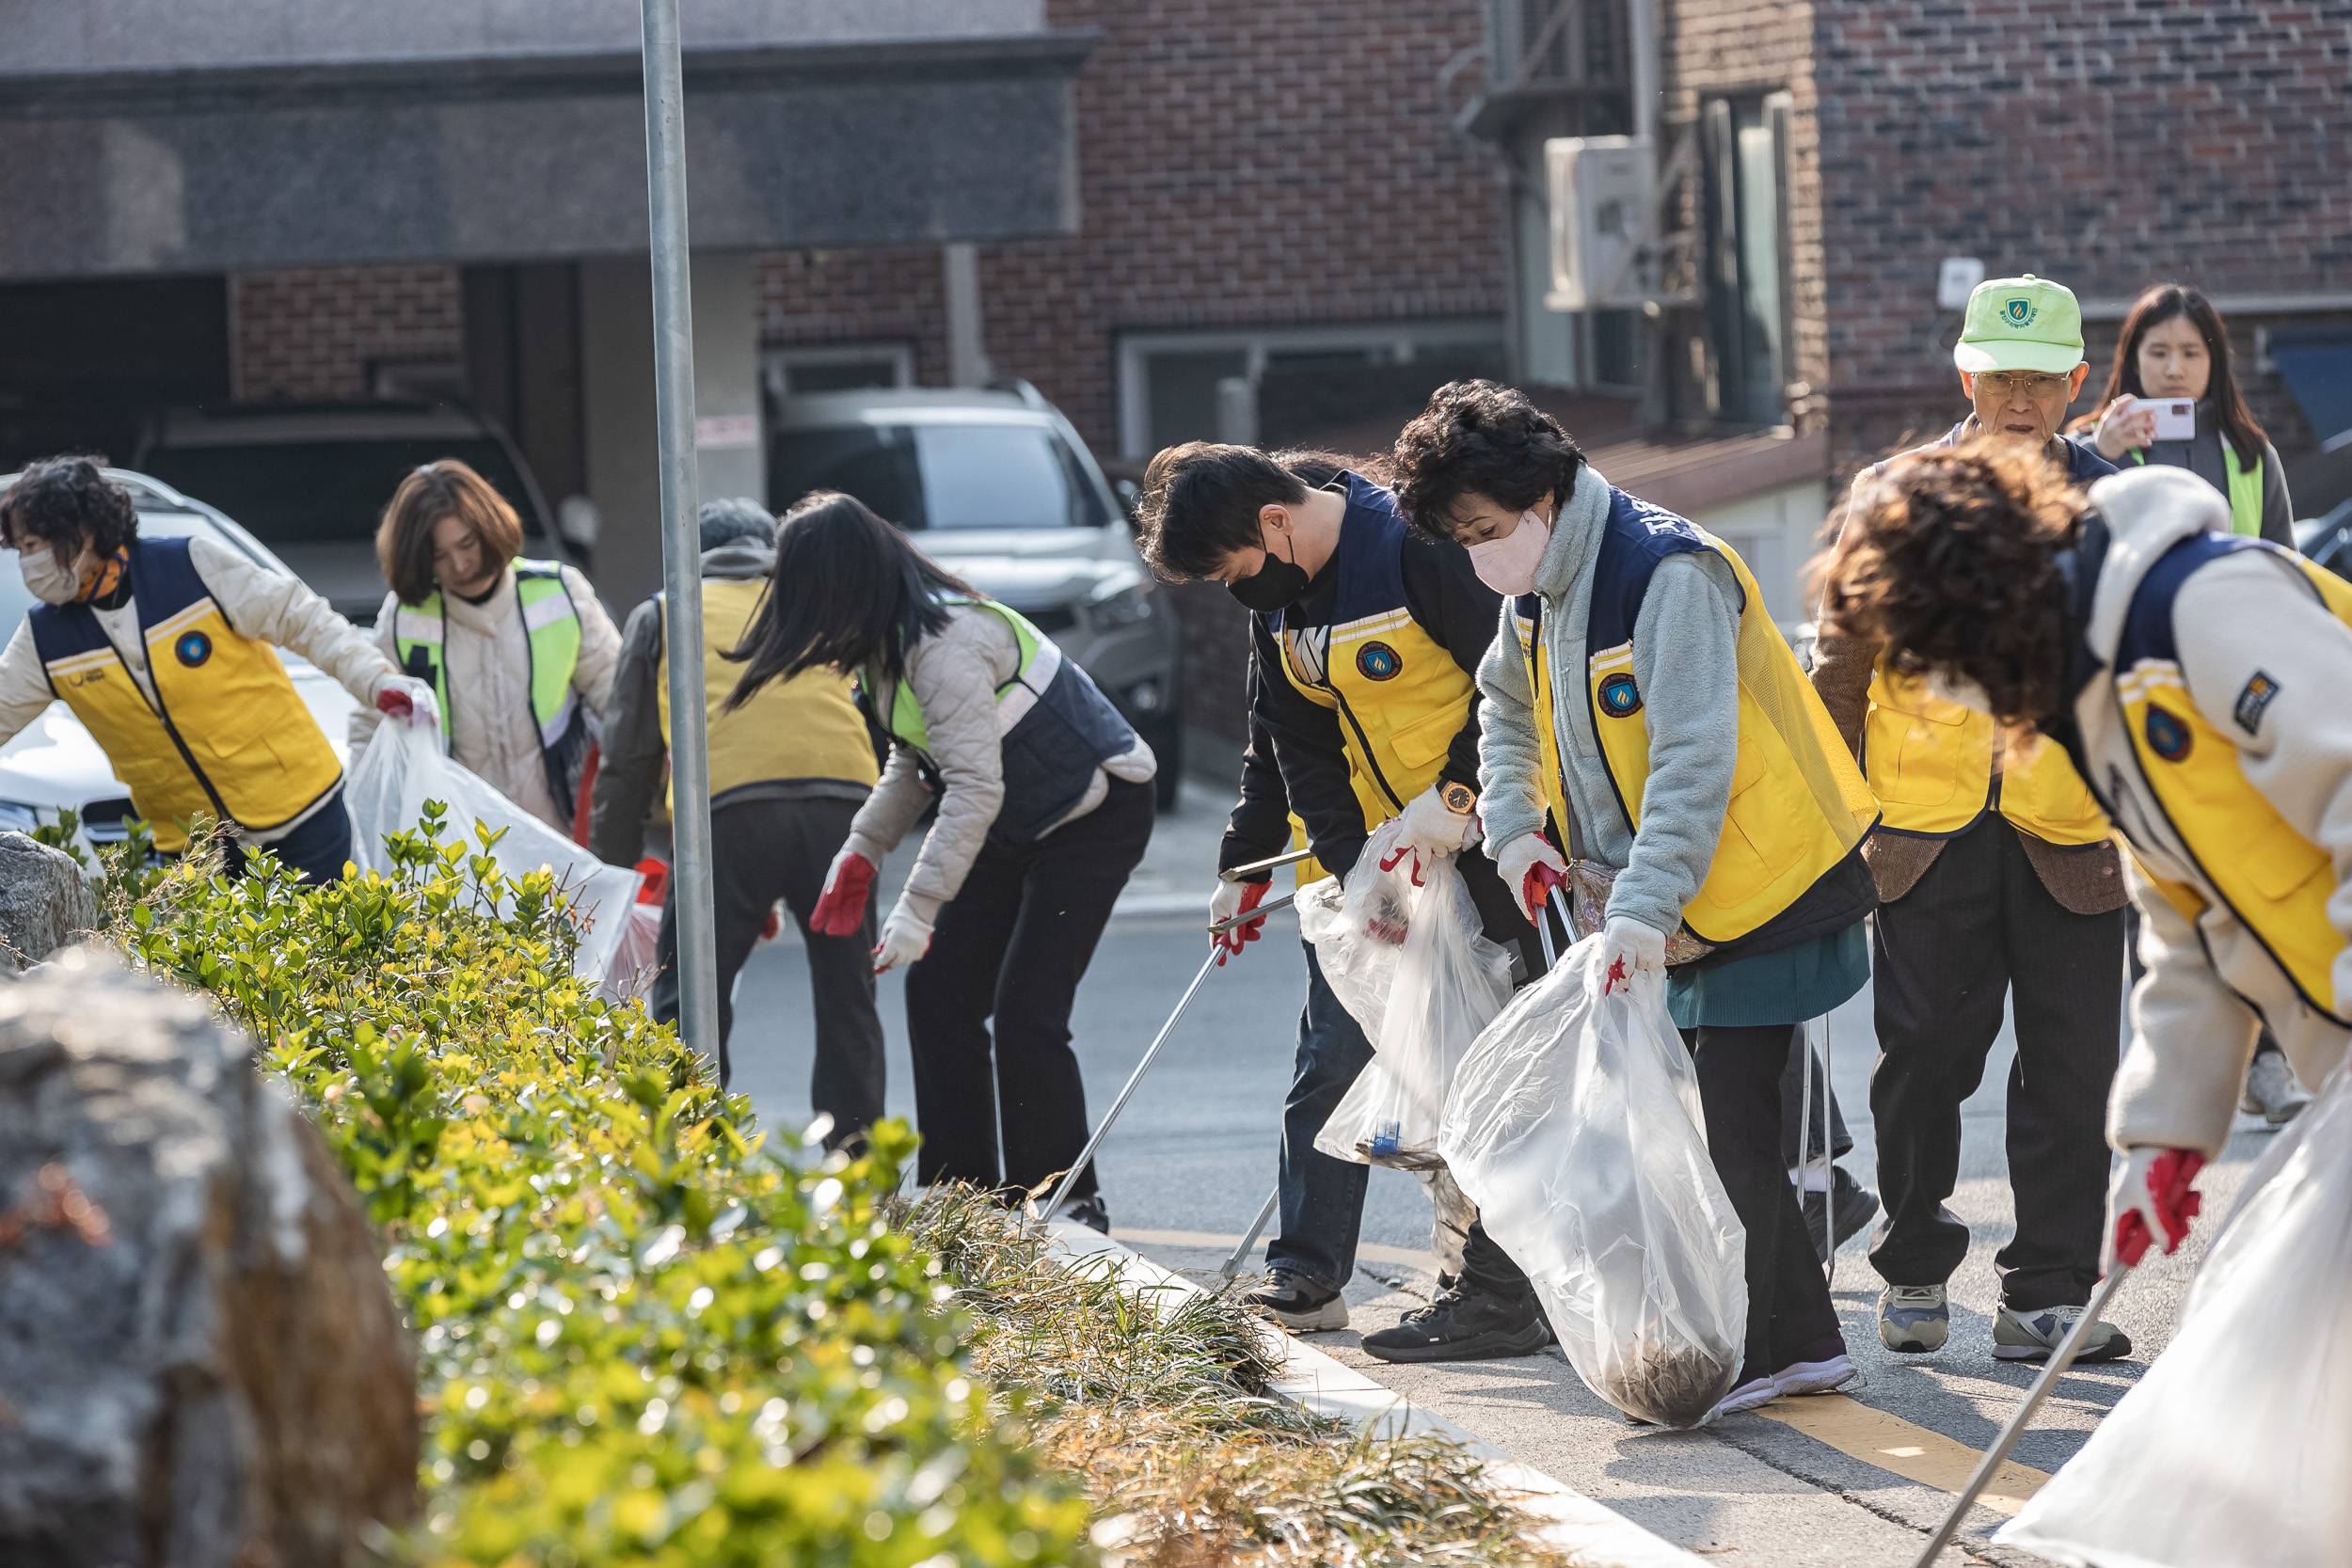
xmin=1226 ymin=532 xmax=1310 ymax=613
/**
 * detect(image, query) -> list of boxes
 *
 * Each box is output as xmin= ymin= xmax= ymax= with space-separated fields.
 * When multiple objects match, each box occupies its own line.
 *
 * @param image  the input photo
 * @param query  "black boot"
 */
xmin=1361 ymin=1282 xmax=1549 ymax=1364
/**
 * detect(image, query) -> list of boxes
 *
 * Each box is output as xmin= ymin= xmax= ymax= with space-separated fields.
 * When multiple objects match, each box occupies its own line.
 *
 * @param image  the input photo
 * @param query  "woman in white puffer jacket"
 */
xmin=348 ymin=460 xmax=620 ymax=834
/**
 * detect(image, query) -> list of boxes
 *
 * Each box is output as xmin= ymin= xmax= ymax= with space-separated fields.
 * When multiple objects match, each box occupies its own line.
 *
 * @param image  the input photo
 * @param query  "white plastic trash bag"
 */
xmin=1438 ymin=934 xmax=1746 ymax=1428
xmin=1311 ymin=825 xmax=1514 ymax=1169
xmin=1996 ymin=1058 xmax=2352 ymax=1568
xmin=599 ymin=901 xmax=665 ymax=1005
xmin=345 ymin=719 xmax=641 ymax=984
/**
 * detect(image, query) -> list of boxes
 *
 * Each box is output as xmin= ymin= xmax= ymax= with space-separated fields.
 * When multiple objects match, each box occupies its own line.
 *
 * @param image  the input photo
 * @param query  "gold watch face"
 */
xmin=1442 ymin=783 xmax=1476 ymax=815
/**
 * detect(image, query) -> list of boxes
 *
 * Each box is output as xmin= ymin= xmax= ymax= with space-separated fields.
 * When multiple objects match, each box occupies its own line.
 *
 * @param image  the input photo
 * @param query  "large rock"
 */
xmin=0 ymin=947 xmax=417 ymax=1567
xmin=0 ymin=832 xmax=97 ymax=971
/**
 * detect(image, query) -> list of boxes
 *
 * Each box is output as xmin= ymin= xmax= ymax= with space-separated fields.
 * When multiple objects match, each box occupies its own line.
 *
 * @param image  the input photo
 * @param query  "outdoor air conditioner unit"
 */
xmin=1546 ymin=135 xmax=1655 ymax=312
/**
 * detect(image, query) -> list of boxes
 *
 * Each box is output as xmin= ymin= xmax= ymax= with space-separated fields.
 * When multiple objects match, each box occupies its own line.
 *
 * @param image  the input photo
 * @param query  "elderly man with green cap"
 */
xmin=1807 ymin=275 xmax=2133 ymax=1364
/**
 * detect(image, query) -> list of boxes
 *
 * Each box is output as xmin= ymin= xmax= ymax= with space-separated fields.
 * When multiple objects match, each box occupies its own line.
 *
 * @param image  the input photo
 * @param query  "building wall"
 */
xmin=228 ymin=265 xmax=464 ymax=403
xmin=756 ymin=0 xmax=1508 ymax=457
xmin=1808 ymin=0 xmax=2352 ymax=475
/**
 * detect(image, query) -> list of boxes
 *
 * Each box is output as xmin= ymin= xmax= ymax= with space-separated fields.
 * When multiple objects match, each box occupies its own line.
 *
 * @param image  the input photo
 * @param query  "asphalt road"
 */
xmin=727 ymin=779 xmax=2293 ymax=1567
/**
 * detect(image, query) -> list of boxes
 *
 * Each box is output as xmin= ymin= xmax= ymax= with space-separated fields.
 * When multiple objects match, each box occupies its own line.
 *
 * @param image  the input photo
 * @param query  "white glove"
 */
xmin=1209 ymin=878 xmax=1247 ymax=927
xmin=1495 ymin=832 xmax=1568 ymax=924
xmin=2093 ymin=395 xmax=2158 ymax=461
xmin=1394 ymin=784 xmax=1477 ymax=860
xmin=1599 ymin=914 xmax=1667 ymax=993
xmin=870 ymin=899 xmax=934 ymax=974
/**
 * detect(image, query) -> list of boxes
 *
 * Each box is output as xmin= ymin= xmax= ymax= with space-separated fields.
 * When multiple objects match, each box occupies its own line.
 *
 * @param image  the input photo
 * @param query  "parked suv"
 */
xmin=769 ymin=383 xmax=1184 ymax=803
xmin=136 ymin=403 xmax=575 ymax=624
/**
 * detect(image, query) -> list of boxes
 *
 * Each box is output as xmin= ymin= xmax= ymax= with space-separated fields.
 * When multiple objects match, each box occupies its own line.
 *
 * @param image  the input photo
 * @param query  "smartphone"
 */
xmin=2148 ymin=399 xmax=2196 ymax=441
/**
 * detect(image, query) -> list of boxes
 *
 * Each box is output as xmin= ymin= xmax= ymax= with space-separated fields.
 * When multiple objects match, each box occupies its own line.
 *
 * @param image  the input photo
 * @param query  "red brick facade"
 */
xmin=228 ymin=265 xmax=464 ymax=403
xmin=756 ymin=0 xmax=1509 ymax=457
xmin=1804 ymin=0 xmax=2352 ymax=471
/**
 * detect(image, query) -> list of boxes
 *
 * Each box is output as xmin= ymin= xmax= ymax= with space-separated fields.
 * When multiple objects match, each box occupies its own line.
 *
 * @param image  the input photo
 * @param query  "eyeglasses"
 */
xmin=1974 ymin=372 xmax=2070 ymax=399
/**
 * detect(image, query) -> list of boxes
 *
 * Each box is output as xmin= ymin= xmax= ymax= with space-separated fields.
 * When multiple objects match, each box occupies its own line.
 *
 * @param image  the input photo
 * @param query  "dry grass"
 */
xmin=898 ymin=1188 xmax=1588 ymax=1567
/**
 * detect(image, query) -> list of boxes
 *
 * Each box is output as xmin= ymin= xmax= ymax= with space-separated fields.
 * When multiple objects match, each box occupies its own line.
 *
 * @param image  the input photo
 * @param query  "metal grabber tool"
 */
xmin=1908 ymin=1264 xmax=2135 ymax=1567
xmin=1040 ymin=847 xmax=1312 ymax=1225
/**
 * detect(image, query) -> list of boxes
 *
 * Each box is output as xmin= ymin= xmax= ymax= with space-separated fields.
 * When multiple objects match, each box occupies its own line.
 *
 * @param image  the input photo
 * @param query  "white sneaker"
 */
xmin=1719 ymin=1374 xmax=1781 ymax=1413
xmin=2241 ymin=1050 xmax=2314 ymax=1125
xmin=1774 ymin=1353 xmax=1857 ymax=1397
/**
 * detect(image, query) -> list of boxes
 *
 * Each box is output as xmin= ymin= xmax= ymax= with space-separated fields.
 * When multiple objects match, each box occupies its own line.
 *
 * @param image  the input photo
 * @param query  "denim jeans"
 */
xmin=1264 ymin=941 xmax=1375 ymax=1291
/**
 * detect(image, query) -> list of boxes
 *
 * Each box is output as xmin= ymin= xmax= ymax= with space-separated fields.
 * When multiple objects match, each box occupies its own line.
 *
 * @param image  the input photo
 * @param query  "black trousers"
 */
xmin=224 ymin=790 xmax=355 ymax=885
xmin=653 ymin=796 xmax=885 ymax=1143
xmin=904 ymin=777 xmax=1153 ymax=1201
xmin=1686 ymin=1022 xmax=1848 ymax=1381
xmin=1868 ymin=821 xmax=2122 ymax=1309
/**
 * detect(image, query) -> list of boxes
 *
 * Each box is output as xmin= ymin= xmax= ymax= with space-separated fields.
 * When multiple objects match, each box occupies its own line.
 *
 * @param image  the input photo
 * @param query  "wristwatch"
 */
xmin=1441 ymin=782 xmax=1477 ymax=816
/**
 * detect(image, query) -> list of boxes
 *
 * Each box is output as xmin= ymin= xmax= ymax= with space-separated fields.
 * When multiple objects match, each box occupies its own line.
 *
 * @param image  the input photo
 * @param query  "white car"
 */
xmin=0 ymin=468 xmax=358 ymax=865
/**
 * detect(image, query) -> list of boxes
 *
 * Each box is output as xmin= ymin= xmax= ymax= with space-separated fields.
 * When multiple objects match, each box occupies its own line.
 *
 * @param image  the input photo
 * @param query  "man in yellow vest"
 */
xmin=588 ymin=499 xmax=883 ymax=1140
xmin=1137 ymin=444 xmax=1546 ymax=1361
xmin=1809 ymin=275 xmax=2133 ymax=1365
xmin=1816 ymin=451 xmax=2352 ymax=1568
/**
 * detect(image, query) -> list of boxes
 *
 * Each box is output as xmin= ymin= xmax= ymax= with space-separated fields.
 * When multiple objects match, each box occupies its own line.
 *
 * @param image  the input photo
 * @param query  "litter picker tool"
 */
xmin=1041 ymin=895 xmax=1290 ymax=1223
xmin=1907 ymin=1265 xmax=2134 ymax=1568
xmin=1220 ymin=1184 xmax=1281 ymax=1279
xmin=1221 ymin=846 xmax=1317 ymax=882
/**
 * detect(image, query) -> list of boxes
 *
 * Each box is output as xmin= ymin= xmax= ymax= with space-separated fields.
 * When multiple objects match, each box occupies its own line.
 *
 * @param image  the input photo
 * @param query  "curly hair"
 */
xmin=1815 ymin=445 xmax=2087 ymax=724
xmin=1390 ymin=380 xmax=1584 ymax=540
xmin=0 ymin=455 xmax=139 ymax=560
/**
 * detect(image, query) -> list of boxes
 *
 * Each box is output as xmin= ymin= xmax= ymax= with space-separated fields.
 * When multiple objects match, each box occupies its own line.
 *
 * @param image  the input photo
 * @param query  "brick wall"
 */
xmin=1807 ymin=0 xmax=2352 ymax=472
xmin=228 ymin=265 xmax=464 ymax=402
xmin=756 ymin=0 xmax=1507 ymax=458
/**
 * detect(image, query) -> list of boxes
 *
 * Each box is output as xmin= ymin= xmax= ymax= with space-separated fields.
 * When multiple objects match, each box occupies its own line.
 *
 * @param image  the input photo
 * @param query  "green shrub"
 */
xmin=119 ymin=806 xmax=1092 ymax=1568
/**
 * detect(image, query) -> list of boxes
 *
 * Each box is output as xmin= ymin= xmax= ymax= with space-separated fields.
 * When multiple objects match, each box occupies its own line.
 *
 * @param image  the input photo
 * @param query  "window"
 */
xmin=761 ymin=343 xmax=915 ymax=400
xmin=1700 ymin=93 xmax=1794 ymax=426
xmin=1117 ymin=322 xmax=1507 ymax=457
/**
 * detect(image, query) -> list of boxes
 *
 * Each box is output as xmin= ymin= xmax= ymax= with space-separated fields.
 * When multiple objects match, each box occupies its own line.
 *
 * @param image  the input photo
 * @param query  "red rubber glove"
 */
xmin=375 ymin=686 xmax=412 ymax=721
xmin=2110 ymin=1148 xmax=2206 ymax=1269
xmin=810 ymin=847 xmax=877 ymax=938
xmin=1212 ymin=879 xmax=1270 ymax=966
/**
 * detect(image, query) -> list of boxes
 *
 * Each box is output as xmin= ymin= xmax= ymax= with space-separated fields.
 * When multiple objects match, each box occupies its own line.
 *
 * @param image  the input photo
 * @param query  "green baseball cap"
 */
xmin=1953 ymin=274 xmax=2085 ymax=374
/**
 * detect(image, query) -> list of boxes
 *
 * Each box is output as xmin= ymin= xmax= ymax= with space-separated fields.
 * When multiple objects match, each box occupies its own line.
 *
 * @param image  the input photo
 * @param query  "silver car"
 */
xmin=0 ymin=469 xmax=358 ymax=864
xmin=768 ymin=383 xmax=1184 ymax=804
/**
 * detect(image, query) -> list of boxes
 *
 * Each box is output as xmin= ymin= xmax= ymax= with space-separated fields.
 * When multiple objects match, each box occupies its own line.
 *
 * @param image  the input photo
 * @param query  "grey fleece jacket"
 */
xmin=1476 ymin=464 xmax=1743 ymax=939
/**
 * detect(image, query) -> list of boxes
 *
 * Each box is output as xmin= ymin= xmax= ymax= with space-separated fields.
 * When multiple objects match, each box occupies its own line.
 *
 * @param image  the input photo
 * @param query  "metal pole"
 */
xmin=1909 ymin=1266 xmax=2134 ymax=1568
xmin=1821 ymin=1013 xmax=1837 ymax=1289
xmin=1221 ymin=1184 xmax=1281 ymax=1279
xmin=638 ymin=0 xmax=719 ymax=1069
xmin=1042 ymin=949 xmax=1222 ymax=1221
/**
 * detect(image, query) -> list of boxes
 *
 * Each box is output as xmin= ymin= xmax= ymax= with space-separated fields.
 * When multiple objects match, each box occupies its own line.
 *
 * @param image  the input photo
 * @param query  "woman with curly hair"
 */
xmin=1389 ymin=379 xmax=1881 ymax=1412
xmin=1817 ymin=449 xmax=2352 ymax=1568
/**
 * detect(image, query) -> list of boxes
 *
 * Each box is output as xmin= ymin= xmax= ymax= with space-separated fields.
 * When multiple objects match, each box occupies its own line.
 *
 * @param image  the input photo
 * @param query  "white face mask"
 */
xmin=1466 ymin=508 xmax=1552 ymax=596
xmin=18 ymin=543 xmax=86 ymax=606
xmin=1927 ymin=668 xmax=1994 ymax=714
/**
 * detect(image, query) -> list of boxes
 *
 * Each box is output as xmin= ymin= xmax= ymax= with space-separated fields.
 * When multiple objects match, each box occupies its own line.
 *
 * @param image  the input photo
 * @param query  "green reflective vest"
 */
xmin=2128 ymin=443 xmax=2265 ymax=538
xmin=394 ymin=559 xmax=591 ymax=808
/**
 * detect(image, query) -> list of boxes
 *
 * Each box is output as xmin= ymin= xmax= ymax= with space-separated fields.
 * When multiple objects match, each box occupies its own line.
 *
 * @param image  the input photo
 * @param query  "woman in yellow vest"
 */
xmin=1818 ymin=452 xmax=2352 ymax=1568
xmin=351 ymin=460 xmax=619 ymax=835
xmin=587 ymin=499 xmax=884 ymax=1139
xmin=728 ymin=491 xmax=1155 ymax=1232
xmin=0 ymin=455 xmax=431 ymax=883
xmin=1391 ymin=381 xmax=1881 ymax=1414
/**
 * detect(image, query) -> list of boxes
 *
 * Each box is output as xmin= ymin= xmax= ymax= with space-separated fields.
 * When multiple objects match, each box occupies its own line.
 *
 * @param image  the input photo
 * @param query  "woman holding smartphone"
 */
xmin=2085 ymin=284 xmax=2294 ymax=545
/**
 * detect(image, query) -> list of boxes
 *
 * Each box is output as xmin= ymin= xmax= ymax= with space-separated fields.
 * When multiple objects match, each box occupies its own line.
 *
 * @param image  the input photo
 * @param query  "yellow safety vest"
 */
xmin=27 ymin=538 xmax=342 ymax=853
xmin=1269 ymin=482 xmax=1478 ymax=882
xmin=1861 ymin=666 xmax=2110 ymax=845
xmin=1514 ymin=494 xmax=1878 ymax=947
xmin=656 ymin=577 xmax=876 ymax=807
xmin=2111 ymin=531 xmax=2352 ymax=1024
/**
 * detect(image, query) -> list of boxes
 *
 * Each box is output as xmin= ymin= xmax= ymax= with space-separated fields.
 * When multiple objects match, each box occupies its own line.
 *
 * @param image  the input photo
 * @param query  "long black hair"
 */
xmin=723 ymin=490 xmax=981 ymax=710
xmin=2090 ymin=284 xmax=2269 ymax=470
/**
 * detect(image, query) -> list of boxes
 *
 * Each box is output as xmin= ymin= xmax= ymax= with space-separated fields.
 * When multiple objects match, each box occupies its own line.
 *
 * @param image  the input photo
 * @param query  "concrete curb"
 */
xmin=1043 ymin=1221 xmax=1708 ymax=1568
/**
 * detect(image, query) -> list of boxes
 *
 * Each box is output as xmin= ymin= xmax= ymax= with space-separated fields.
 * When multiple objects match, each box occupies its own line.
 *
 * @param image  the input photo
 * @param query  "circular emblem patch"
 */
xmin=1598 ymin=673 xmax=1643 ymax=718
xmin=173 ymin=630 xmax=213 ymax=669
xmin=1356 ymin=641 xmax=1402 ymax=681
xmin=2144 ymin=705 xmax=2192 ymax=763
